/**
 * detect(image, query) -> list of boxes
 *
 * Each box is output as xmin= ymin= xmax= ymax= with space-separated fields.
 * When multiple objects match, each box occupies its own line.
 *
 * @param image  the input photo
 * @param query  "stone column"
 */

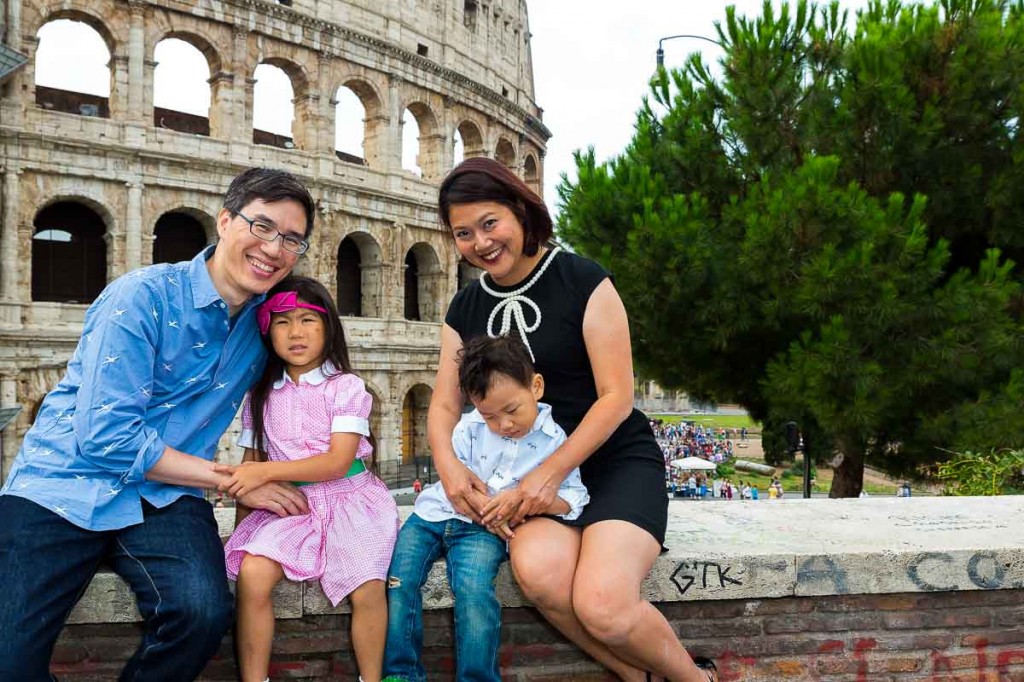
xmin=232 ymin=27 xmax=253 ymax=144
xmin=0 ymin=168 xmax=22 ymax=302
xmin=208 ymin=71 xmax=236 ymax=140
xmin=109 ymin=54 xmax=130 ymax=121
xmin=294 ymin=93 xmax=322 ymax=152
xmin=125 ymin=181 xmax=143 ymax=271
xmin=0 ymin=374 xmax=19 ymax=481
xmin=6 ymin=0 xmax=22 ymax=51
xmin=126 ymin=1 xmax=146 ymax=125
xmin=387 ymin=75 xmax=404 ymax=173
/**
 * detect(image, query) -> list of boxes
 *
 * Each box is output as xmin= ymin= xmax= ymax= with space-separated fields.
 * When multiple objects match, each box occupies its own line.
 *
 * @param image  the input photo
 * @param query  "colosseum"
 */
xmin=0 ymin=0 xmax=549 ymax=483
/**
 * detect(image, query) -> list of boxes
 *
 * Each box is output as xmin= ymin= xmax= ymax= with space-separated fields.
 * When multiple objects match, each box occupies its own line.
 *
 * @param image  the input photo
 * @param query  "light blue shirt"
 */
xmin=415 ymin=403 xmax=589 ymax=522
xmin=1 ymin=247 xmax=266 ymax=531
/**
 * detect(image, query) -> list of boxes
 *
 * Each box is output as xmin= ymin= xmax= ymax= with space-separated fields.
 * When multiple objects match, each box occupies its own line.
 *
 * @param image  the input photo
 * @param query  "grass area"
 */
xmin=722 ymin=463 xmax=900 ymax=496
xmin=650 ymin=413 xmax=760 ymax=431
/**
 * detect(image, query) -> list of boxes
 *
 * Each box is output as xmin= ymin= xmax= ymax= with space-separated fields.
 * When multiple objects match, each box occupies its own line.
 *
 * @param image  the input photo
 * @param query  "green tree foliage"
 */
xmin=937 ymin=449 xmax=1024 ymax=495
xmin=558 ymin=0 xmax=1024 ymax=496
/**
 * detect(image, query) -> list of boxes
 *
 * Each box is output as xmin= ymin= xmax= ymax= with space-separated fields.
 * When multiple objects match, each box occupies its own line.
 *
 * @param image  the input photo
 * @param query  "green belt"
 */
xmin=292 ymin=458 xmax=366 ymax=487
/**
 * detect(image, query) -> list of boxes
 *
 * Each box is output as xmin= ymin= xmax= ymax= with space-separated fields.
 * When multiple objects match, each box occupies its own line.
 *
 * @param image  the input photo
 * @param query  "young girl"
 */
xmin=221 ymin=275 xmax=399 ymax=682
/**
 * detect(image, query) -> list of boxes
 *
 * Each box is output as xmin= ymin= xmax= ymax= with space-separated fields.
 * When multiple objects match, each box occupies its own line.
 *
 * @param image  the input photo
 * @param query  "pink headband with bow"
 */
xmin=257 ymin=291 xmax=328 ymax=335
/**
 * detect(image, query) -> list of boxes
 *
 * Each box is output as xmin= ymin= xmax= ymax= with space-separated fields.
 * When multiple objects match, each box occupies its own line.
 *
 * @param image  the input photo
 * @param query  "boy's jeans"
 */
xmin=383 ymin=513 xmax=507 ymax=682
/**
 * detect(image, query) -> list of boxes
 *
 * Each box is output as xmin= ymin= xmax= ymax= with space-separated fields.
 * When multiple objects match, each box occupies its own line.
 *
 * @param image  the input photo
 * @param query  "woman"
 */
xmin=426 ymin=157 xmax=718 ymax=682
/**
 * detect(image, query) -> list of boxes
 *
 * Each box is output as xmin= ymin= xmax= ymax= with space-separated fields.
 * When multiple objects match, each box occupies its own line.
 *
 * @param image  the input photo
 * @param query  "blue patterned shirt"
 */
xmin=1 ymin=247 xmax=267 ymax=530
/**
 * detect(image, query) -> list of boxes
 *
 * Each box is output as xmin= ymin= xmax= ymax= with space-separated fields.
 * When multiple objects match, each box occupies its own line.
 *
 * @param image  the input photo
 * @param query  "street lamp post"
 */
xmin=656 ymin=33 xmax=723 ymax=68
xmin=784 ymin=421 xmax=813 ymax=499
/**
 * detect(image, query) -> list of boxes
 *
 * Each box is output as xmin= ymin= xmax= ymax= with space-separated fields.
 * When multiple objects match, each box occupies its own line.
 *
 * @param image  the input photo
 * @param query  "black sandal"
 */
xmin=694 ymin=656 xmax=718 ymax=682
xmin=644 ymin=657 xmax=718 ymax=682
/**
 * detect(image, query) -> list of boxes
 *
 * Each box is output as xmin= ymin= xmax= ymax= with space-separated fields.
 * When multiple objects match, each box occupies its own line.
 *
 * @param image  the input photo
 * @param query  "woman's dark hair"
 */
xmin=223 ymin=167 xmax=317 ymax=239
xmin=248 ymin=275 xmax=377 ymax=472
xmin=457 ymin=334 xmax=535 ymax=401
xmin=438 ymin=157 xmax=553 ymax=256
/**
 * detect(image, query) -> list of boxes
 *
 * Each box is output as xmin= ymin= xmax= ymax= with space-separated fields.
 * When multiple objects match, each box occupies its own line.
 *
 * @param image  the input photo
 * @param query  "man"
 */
xmin=0 ymin=168 xmax=315 ymax=680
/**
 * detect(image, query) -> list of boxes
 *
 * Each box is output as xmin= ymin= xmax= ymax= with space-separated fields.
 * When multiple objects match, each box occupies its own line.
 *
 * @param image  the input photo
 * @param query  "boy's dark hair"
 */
xmin=223 ymin=167 xmax=317 ymax=239
xmin=458 ymin=334 xmax=535 ymax=400
xmin=438 ymin=157 xmax=553 ymax=257
xmin=249 ymin=275 xmax=377 ymax=473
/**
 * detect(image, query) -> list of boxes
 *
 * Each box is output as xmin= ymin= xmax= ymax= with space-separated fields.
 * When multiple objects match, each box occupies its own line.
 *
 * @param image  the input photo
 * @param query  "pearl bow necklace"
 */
xmin=479 ymin=247 xmax=562 ymax=361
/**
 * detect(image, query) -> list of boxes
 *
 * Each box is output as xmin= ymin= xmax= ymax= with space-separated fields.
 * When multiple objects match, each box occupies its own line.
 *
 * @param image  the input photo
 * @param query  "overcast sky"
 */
xmin=34 ymin=1 xmax=873 ymax=218
xmin=528 ymin=0 xmax=871 ymax=217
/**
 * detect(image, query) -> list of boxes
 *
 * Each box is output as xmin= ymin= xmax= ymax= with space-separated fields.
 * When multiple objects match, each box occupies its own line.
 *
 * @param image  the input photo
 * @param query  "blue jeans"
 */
xmin=0 ymin=494 xmax=233 ymax=681
xmin=383 ymin=514 xmax=507 ymax=682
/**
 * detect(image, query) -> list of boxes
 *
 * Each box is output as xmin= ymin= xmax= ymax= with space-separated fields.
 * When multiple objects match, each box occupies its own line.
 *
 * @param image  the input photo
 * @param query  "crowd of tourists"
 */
xmin=0 ymin=161 xmax=719 ymax=681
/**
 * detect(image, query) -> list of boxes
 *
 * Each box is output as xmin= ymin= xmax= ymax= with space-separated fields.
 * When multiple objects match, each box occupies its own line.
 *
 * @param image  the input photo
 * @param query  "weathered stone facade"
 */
xmin=0 ymin=0 xmax=549 ymax=478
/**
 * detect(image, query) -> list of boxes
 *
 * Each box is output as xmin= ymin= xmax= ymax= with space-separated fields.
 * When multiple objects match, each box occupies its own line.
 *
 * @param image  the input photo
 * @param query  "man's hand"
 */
xmin=234 ymin=480 xmax=309 ymax=517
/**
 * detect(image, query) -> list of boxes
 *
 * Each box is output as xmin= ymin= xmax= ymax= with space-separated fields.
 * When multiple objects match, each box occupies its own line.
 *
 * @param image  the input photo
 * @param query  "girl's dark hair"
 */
xmin=457 ymin=334 xmax=535 ymax=401
xmin=248 ymin=275 xmax=377 ymax=473
xmin=438 ymin=157 xmax=553 ymax=256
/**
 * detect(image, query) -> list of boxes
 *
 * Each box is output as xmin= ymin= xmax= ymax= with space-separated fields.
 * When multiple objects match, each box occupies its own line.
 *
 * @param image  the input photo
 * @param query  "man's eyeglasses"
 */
xmin=236 ymin=211 xmax=309 ymax=255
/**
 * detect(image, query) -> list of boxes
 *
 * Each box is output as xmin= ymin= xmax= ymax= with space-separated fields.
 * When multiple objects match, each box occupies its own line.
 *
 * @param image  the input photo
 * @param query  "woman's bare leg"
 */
xmin=509 ymin=518 xmax=646 ymax=682
xmin=573 ymin=521 xmax=710 ymax=682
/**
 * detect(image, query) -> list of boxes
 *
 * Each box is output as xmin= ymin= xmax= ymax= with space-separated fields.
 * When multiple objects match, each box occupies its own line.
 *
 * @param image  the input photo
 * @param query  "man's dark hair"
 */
xmin=223 ymin=167 xmax=316 ymax=238
xmin=438 ymin=157 xmax=553 ymax=256
xmin=458 ymin=334 xmax=535 ymax=400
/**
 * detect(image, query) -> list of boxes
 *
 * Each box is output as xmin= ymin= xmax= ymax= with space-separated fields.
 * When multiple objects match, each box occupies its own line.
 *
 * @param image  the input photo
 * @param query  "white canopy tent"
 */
xmin=669 ymin=456 xmax=717 ymax=471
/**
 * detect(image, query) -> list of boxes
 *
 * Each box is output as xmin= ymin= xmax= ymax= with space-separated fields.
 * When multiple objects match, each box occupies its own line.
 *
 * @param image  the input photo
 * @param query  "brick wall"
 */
xmin=48 ymin=588 xmax=1024 ymax=681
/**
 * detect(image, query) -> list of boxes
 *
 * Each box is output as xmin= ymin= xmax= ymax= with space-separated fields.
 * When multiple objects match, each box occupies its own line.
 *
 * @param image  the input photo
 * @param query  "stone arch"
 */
xmin=252 ymin=57 xmax=309 ymax=148
xmin=152 ymin=37 xmax=214 ymax=135
xmin=523 ymin=152 xmax=541 ymax=196
xmin=336 ymin=231 xmax=383 ymax=318
xmin=401 ymin=383 xmax=433 ymax=464
xmin=455 ymin=118 xmax=486 ymax=160
xmin=495 ymin=136 xmax=517 ymax=170
xmin=33 ymin=14 xmax=116 ymax=118
xmin=148 ymin=29 xmax=224 ymax=75
xmin=333 ymin=77 xmax=386 ymax=167
xmin=403 ymin=242 xmax=443 ymax=323
xmin=401 ymin=100 xmax=443 ymax=180
xmin=27 ymin=6 xmax=119 ymax=53
xmin=152 ymin=210 xmax=211 ymax=264
xmin=31 ymin=199 xmax=110 ymax=304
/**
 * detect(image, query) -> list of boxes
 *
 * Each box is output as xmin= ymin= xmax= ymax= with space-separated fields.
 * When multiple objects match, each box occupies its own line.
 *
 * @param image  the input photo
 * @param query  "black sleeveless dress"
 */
xmin=445 ymin=248 xmax=668 ymax=544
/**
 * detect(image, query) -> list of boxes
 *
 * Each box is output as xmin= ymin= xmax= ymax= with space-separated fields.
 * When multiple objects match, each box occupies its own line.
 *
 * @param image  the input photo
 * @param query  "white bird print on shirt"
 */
xmin=166 ymin=275 xmax=179 ymax=286
xmin=140 ymin=386 xmax=151 ymax=397
xmin=185 ymin=375 xmax=202 ymax=384
xmin=97 ymin=403 xmax=114 ymax=414
xmin=112 ymin=309 xmax=127 ymax=318
xmin=53 ymin=506 xmax=69 ymax=517
xmin=152 ymin=307 xmax=159 ymax=320
xmin=163 ymin=363 xmax=173 ymax=372
xmin=168 ymin=321 xmax=180 ymax=329
xmin=214 ymin=382 xmax=228 ymax=391
xmin=74 ymin=475 xmax=86 ymax=480
xmin=103 ymin=443 xmax=117 ymax=455
xmin=160 ymin=402 xmax=177 ymax=409
xmin=192 ymin=341 xmax=207 ymax=349
xmin=103 ymin=487 xmax=121 ymax=497
xmin=102 ymin=355 xmax=121 ymax=365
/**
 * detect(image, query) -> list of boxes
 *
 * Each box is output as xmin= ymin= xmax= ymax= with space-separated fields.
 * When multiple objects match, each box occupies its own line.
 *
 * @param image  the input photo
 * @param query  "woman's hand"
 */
xmin=509 ymin=465 xmax=564 ymax=526
xmin=438 ymin=460 xmax=489 ymax=522
xmin=480 ymin=488 xmax=524 ymax=530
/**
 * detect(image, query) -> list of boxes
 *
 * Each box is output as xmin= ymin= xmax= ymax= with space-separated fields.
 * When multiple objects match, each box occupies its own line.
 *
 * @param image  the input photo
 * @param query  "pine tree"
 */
xmin=558 ymin=0 xmax=1024 ymax=496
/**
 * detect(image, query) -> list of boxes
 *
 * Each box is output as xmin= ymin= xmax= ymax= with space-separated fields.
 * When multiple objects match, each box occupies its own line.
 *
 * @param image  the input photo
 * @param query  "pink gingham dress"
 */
xmin=224 ymin=363 xmax=399 ymax=605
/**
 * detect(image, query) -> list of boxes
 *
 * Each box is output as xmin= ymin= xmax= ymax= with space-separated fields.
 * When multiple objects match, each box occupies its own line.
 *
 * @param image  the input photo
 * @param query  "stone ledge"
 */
xmin=67 ymin=496 xmax=1024 ymax=624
